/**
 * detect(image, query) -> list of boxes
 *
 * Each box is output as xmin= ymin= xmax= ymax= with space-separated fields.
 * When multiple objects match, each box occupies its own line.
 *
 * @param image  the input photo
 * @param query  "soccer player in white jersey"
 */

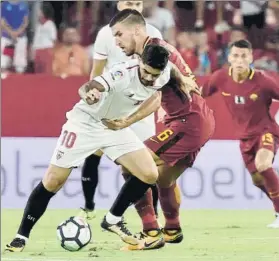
xmin=6 ymin=44 xmax=170 ymax=252
xmin=80 ymin=1 xmax=162 ymax=221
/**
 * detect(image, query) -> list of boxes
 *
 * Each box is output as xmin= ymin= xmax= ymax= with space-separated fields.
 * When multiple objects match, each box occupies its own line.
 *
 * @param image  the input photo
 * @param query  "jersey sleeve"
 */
xmin=93 ymin=27 xmax=109 ymax=60
xmin=148 ymin=25 xmax=163 ymax=40
xmin=154 ymin=62 xmax=171 ymax=89
xmin=263 ymin=72 xmax=279 ymax=100
xmin=202 ymin=70 xmax=221 ymax=97
xmin=94 ymin=64 xmax=129 ymax=92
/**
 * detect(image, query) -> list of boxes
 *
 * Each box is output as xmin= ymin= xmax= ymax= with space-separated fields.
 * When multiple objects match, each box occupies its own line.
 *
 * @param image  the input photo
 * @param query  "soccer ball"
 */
xmin=57 ymin=216 xmax=92 ymax=251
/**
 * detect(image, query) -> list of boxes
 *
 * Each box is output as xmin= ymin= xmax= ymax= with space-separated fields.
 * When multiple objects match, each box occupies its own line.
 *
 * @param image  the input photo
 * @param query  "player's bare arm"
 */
xmin=103 ymin=92 xmax=161 ymax=130
xmin=170 ymin=65 xmax=200 ymax=101
xmin=126 ymin=91 xmax=161 ymax=124
xmin=90 ymin=59 xmax=107 ymax=80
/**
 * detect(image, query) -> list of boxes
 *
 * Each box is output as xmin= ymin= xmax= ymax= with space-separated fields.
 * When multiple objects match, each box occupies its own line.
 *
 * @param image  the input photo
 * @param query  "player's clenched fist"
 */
xmin=79 ymin=82 xmax=101 ymax=105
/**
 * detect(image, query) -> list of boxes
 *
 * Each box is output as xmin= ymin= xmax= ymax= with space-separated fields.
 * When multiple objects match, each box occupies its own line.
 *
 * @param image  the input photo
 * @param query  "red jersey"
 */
xmin=146 ymin=37 xmax=212 ymax=127
xmin=203 ymin=68 xmax=279 ymax=139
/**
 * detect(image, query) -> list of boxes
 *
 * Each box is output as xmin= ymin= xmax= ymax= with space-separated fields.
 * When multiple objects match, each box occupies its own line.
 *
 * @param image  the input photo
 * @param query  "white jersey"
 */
xmin=68 ymin=59 xmax=170 ymax=122
xmin=93 ymin=23 xmax=162 ymax=71
xmin=51 ymin=59 xmax=170 ymax=167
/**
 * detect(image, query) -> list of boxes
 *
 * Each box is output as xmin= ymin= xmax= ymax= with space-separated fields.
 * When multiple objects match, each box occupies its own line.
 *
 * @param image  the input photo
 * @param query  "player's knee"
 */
xmin=251 ymin=172 xmax=264 ymax=186
xmin=255 ymin=158 xmax=273 ymax=173
xmin=256 ymin=162 xmax=272 ymax=173
xmin=255 ymin=149 xmax=274 ymax=173
xmin=140 ymin=167 xmax=159 ymax=184
xmin=42 ymin=167 xmax=68 ymax=192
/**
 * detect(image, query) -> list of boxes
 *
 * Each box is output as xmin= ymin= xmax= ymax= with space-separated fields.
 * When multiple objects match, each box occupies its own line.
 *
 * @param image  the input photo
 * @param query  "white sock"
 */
xmin=16 ymin=234 xmax=28 ymax=242
xmin=105 ymin=212 xmax=122 ymax=225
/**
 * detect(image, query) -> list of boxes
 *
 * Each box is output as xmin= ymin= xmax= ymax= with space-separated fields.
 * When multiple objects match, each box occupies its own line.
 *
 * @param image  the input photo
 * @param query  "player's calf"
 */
xmin=255 ymin=149 xmax=279 ymax=215
xmin=134 ymin=188 xmax=160 ymax=231
xmin=6 ymin=165 xmax=71 ymax=252
xmin=251 ymin=172 xmax=271 ymax=199
xmin=102 ymin=149 xmax=159 ymax=243
xmin=158 ymin=183 xmax=181 ymax=230
xmin=42 ymin=165 xmax=72 ymax=192
xmin=156 ymin=165 xmax=184 ymax=236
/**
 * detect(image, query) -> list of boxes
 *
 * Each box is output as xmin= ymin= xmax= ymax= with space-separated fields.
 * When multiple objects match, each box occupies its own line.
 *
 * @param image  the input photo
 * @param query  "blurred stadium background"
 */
xmin=2 ymin=0 xmax=279 ymax=209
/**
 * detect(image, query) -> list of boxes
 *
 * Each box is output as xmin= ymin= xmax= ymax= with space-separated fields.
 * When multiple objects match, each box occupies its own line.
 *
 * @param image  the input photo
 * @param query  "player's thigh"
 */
xmin=147 ymin=148 xmax=165 ymax=166
xmin=157 ymin=164 xmax=185 ymax=188
xmin=255 ymin=133 xmax=278 ymax=172
xmin=103 ymin=127 xmax=158 ymax=184
xmin=93 ymin=150 xmax=103 ymax=157
xmin=102 ymin=126 xmax=158 ymax=183
xmin=50 ymin=121 xmax=104 ymax=169
xmin=116 ymin=148 xmax=158 ymax=184
xmin=42 ymin=164 xmax=72 ymax=193
xmin=145 ymin=124 xmax=199 ymax=167
xmin=239 ymin=138 xmax=258 ymax=174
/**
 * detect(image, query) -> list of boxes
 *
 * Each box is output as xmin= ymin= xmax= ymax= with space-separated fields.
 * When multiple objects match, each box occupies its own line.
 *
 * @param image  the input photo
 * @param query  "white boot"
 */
xmin=267 ymin=213 xmax=279 ymax=228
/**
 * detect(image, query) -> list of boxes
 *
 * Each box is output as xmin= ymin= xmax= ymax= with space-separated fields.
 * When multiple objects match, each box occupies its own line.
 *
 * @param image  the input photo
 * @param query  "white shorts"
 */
xmin=50 ymin=110 xmax=145 ymax=168
xmin=130 ymin=113 xmax=156 ymax=141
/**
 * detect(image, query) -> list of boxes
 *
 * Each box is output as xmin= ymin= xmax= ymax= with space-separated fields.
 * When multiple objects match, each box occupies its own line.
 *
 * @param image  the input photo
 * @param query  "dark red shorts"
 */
xmin=145 ymin=117 xmax=215 ymax=168
xmin=240 ymin=132 xmax=279 ymax=173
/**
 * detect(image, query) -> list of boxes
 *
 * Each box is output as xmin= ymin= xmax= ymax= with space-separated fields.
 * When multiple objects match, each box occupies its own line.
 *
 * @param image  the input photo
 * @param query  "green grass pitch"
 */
xmin=1 ymin=209 xmax=279 ymax=261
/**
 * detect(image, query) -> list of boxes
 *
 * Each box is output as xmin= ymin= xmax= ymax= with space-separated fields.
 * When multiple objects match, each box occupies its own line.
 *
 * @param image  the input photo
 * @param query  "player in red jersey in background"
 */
xmin=102 ymin=9 xmax=215 ymax=250
xmin=202 ymin=39 xmax=279 ymax=228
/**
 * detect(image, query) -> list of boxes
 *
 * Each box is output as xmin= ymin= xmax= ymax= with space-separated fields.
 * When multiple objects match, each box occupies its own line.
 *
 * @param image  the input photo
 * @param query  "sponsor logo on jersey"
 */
xmin=234 ymin=95 xmax=245 ymax=104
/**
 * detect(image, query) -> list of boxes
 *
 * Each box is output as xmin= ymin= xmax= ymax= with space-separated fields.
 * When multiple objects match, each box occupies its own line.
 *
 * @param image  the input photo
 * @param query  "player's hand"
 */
xmin=79 ymin=83 xmax=101 ymax=105
xmin=101 ymin=118 xmax=130 ymax=130
xmin=157 ymin=107 xmax=166 ymax=123
xmin=181 ymin=77 xmax=201 ymax=102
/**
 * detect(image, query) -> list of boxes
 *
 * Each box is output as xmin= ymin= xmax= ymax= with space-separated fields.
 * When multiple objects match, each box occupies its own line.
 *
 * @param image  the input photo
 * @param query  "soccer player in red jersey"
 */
xmin=101 ymin=9 xmax=215 ymax=249
xmin=202 ymin=39 xmax=279 ymax=229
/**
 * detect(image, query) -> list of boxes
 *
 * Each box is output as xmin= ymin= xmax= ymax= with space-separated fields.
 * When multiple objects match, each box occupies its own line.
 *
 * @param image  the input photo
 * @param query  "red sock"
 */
xmin=255 ymin=184 xmax=271 ymax=200
xmin=261 ymin=168 xmax=279 ymax=212
xmin=251 ymin=172 xmax=271 ymax=199
xmin=158 ymin=183 xmax=181 ymax=229
xmin=134 ymin=188 xmax=159 ymax=231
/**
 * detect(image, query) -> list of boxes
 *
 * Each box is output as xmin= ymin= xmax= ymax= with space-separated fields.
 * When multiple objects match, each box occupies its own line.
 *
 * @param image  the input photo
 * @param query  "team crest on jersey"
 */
xmin=111 ymin=70 xmax=124 ymax=81
xmin=234 ymin=95 xmax=245 ymax=104
xmin=250 ymin=93 xmax=258 ymax=101
xmin=56 ymin=150 xmax=64 ymax=160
